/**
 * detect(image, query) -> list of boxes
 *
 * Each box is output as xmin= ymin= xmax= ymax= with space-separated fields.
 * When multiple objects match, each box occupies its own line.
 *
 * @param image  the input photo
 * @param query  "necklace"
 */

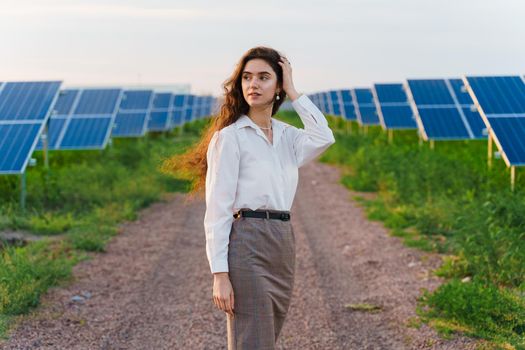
xmin=259 ymin=125 xmax=272 ymax=130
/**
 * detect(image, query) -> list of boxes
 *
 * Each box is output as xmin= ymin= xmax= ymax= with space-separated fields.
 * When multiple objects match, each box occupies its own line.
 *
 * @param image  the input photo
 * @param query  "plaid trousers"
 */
xmin=226 ymin=211 xmax=296 ymax=350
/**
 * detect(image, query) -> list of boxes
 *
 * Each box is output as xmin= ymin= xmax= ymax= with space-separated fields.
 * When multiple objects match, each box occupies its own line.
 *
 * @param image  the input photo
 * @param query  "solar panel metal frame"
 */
xmin=405 ymin=78 xmax=484 ymax=141
xmin=372 ymin=83 xmax=417 ymax=130
xmin=0 ymin=81 xmax=62 ymax=174
xmin=55 ymin=88 xmax=123 ymax=150
xmin=113 ymin=89 xmax=154 ymax=138
xmin=335 ymin=90 xmax=345 ymax=118
xmin=463 ymin=75 xmax=525 ymax=166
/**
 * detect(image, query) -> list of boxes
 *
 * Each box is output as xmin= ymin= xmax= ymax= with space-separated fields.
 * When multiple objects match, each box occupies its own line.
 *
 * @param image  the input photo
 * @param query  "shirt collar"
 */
xmin=235 ymin=114 xmax=288 ymax=148
xmin=235 ymin=114 xmax=255 ymax=129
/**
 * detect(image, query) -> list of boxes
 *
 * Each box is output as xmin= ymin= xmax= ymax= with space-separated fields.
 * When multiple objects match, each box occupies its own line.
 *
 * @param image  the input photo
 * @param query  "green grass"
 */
xmin=309 ymin=114 xmax=525 ymax=349
xmin=0 ymin=240 xmax=79 ymax=316
xmin=0 ymin=120 xmax=208 ymax=339
xmin=419 ymin=278 xmax=525 ymax=348
xmin=2 ymin=110 xmax=524 ymax=348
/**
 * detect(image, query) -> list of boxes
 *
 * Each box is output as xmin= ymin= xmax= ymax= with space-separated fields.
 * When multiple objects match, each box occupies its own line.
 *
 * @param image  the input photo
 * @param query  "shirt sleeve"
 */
xmin=203 ymin=129 xmax=240 ymax=274
xmin=291 ymin=94 xmax=336 ymax=167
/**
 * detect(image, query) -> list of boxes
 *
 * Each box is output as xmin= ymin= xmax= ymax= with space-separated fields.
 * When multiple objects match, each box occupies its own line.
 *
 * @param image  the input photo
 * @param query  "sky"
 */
xmin=1 ymin=0 xmax=524 ymax=96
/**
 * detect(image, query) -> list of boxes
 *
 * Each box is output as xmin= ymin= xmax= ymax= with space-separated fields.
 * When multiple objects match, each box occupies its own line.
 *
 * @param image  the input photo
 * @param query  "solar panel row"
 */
xmin=309 ymin=79 xmax=487 ymax=139
xmin=2 ymin=77 xmax=523 ymax=176
xmin=309 ymin=90 xmax=357 ymax=120
xmin=308 ymin=76 xmax=523 ymax=174
xmin=2 ymin=83 xmax=217 ymax=174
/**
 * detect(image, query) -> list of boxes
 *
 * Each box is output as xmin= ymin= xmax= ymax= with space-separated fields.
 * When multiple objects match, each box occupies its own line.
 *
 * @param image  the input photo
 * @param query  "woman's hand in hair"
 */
xmin=278 ymin=56 xmax=300 ymax=101
xmin=213 ymin=272 xmax=235 ymax=317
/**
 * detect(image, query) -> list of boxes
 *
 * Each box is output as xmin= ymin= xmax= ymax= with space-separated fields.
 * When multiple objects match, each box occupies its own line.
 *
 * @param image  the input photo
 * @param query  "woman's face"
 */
xmin=241 ymin=58 xmax=279 ymax=109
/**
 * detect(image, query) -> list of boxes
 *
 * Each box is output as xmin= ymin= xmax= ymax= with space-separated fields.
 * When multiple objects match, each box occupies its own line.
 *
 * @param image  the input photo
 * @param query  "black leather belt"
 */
xmin=233 ymin=209 xmax=291 ymax=221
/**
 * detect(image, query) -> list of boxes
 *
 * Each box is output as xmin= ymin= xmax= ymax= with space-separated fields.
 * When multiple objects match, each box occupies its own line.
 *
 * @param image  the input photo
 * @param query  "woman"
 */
xmin=167 ymin=46 xmax=335 ymax=349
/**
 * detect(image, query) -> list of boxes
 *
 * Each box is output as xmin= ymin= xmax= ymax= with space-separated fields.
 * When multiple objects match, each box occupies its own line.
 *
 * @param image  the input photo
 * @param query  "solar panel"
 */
xmin=449 ymin=79 xmax=486 ymax=138
xmin=373 ymin=83 xmax=417 ymax=130
xmin=313 ymin=93 xmax=322 ymax=111
xmin=36 ymin=89 xmax=80 ymax=150
xmin=60 ymin=118 xmax=113 ymax=148
xmin=0 ymin=81 xmax=61 ymax=174
xmin=339 ymin=90 xmax=357 ymax=121
xmin=315 ymin=92 xmax=325 ymax=114
xmin=205 ymin=96 xmax=216 ymax=117
xmin=56 ymin=88 xmax=122 ymax=149
xmin=314 ymin=93 xmax=323 ymax=113
xmin=192 ymin=95 xmax=202 ymax=120
xmin=406 ymin=78 xmax=485 ymax=140
xmin=328 ymin=90 xmax=342 ymax=116
xmin=170 ymin=94 xmax=186 ymax=128
xmin=198 ymin=95 xmax=214 ymax=119
xmin=113 ymin=90 xmax=153 ymax=137
xmin=465 ymin=76 xmax=525 ymax=114
xmin=352 ymin=88 xmax=380 ymax=125
xmin=308 ymin=93 xmax=317 ymax=110
xmin=148 ymin=93 xmax=172 ymax=131
xmin=183 ymin=94 xmax=195 ymax=124
xmin=464 ymin=75 xmax=525 ymax=166
xmin=321 ymin=92 xmax=330 ymax=114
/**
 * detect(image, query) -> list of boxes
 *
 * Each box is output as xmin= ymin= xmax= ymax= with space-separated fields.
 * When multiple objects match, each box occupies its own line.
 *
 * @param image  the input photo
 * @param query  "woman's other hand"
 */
xmin=213 ymin=272 xmax=235 ymax=317
xmin=278 ymin=56 xmax=300 ymax=101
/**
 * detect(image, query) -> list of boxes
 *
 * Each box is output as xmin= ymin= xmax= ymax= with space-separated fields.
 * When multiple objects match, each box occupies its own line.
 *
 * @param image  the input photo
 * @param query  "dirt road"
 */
xmin=1 ymin=161 xmax=477 ymax=349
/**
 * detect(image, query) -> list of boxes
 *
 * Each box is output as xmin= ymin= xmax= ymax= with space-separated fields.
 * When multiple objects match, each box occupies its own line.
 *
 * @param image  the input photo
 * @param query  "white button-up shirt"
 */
xmin=204 ymin=94 xmax=336 ymax=273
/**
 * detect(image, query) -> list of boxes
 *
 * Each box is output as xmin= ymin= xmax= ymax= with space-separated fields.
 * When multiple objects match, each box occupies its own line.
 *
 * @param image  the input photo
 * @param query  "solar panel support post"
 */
xmin=42 ymin=124 xmax=49 ymax=170
xmin=179 ymin=121 xmax=185 ymax=137
xmin=430 ymin=140 xmax=435 ymax=150
xmin=487 ymin=134 xmax=493 ymax=169
xmin=345 ymin=121 xmax=352 ymax=135
xmin=388 ymin=129 xmax=393 ymax=144
xmin=510 ymin=166 xmax=516 ymax=192
xmin=20 ymin=173 xmax=26 ymax=213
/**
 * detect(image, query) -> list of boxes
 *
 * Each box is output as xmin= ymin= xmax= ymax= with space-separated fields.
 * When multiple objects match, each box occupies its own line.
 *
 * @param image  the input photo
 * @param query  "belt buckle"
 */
xmin=280 ymin=213 xmax=290 ymax=221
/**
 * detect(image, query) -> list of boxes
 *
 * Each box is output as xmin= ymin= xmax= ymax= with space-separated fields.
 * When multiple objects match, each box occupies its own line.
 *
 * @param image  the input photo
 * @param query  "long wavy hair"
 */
xmin=161 ymin=46 xmax=287 ymax=197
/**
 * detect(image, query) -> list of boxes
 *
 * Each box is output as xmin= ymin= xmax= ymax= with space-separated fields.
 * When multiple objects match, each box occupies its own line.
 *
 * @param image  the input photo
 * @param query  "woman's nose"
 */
xmin=249 ymin=77 xmax=260 ymax=88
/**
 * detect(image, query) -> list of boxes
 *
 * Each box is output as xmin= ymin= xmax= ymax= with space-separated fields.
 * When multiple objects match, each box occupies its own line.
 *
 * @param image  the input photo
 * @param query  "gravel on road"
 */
xmin=0 ymin=161 xmax=478 ymax=349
